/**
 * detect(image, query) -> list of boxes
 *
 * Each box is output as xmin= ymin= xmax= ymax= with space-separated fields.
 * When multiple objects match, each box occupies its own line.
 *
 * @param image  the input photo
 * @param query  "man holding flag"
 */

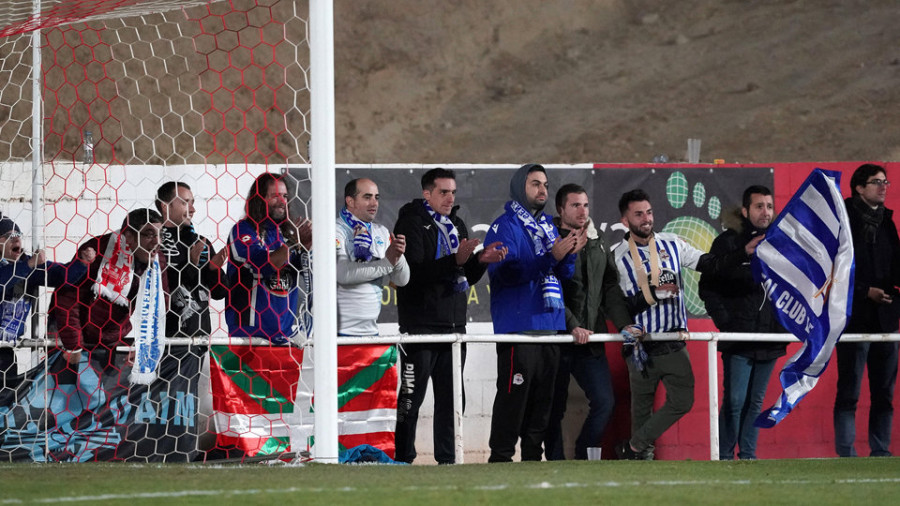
xmin=752 ymin=168 xmax=855 ymax=428
xmin=834 ymin=163 xmax=900 ymax=457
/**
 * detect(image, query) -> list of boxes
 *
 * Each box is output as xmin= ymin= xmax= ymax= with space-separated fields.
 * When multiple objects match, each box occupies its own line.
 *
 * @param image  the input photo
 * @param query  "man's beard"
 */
xmin=630 ymin=225 xmax=653 ymax=239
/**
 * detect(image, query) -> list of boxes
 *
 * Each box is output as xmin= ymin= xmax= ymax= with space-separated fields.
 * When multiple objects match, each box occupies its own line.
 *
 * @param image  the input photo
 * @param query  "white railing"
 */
xmin=7 ymin=331 xmax=899 ymax=463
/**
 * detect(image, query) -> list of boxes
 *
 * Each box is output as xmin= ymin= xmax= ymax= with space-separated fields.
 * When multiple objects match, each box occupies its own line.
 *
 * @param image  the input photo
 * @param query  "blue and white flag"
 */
xmin=752 ymin=168 xmax=855 ymax=427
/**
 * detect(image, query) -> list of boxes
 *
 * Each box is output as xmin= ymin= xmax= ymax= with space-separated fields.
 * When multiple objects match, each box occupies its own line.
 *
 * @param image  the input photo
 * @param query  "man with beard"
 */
xmin=1 ymin=216 xmax=93 ymax=387
xmin=699 ymin=185 xmax=787 ymax=460
xmin=226 ymin=173 xmax=312 ymax=345
xmin=834 ymin=163 xmax=900 ymax=457
xmin=155 ymin=182 xmax=228 ymax=339
xmin=393 ymin=168 xmax=506 ymax=464
xmin=544 ymin=184 xmax=637 ymax=461
xmin=612 ymin=189 xmax=755 ymax=460
xmin=50 ymin=208 xmax=166 ymax=378
xmin=336 ymin=178 xmax=409 ymax=336
xmin=483 ymin=164 xmax=585 ymax=463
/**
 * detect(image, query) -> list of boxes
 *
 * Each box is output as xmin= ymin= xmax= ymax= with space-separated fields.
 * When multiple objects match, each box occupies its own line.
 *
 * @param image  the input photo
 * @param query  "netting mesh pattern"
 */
xmin=0 ymin=0 xmax=326 ymax=463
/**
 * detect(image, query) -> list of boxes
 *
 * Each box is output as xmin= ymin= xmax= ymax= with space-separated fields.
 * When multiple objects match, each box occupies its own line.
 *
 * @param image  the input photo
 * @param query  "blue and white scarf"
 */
xmin=507 ymin=200 xmax=564 ymax=311
xmin=129 ymin=254 xmax=166 ymax=385
xmin=340 ymin=207 xmax=375 ymax=262
xmin=0 ymin=298 xmax=31 ymax=343
xmin=423 ymin=200 xmax=468 ymax=293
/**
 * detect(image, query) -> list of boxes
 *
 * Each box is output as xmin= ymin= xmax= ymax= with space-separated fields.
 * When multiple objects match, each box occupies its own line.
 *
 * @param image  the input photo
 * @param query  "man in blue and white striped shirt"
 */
xmin=612 ymin=189 xmax=751 ymax=460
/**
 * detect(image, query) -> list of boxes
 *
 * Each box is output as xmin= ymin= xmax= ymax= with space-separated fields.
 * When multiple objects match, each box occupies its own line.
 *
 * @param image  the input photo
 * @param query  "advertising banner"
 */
xmin=0 ymin=347 xmax=201 ymax=462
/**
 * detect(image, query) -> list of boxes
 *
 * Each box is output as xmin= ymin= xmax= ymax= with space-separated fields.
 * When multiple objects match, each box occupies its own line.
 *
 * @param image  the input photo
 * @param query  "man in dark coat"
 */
xmin=834 ymin=163 xmax=900 ymax=457
xmin=393 ymin=167 xmax=506 ymax=464
xmin=699 ymin=185 xmax=787 ymax=460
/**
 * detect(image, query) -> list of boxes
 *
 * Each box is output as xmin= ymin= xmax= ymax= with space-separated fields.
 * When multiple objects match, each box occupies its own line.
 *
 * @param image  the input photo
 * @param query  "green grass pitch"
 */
xmin=3 ymin=458 xmax=899 ymax=505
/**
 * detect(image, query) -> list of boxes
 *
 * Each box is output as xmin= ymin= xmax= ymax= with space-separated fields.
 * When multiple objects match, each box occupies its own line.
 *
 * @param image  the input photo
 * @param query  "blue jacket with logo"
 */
xmin=484 ymin=205 xmax=575 ymax=334
xmin=225 ymin=218 xmax=311 ymax=343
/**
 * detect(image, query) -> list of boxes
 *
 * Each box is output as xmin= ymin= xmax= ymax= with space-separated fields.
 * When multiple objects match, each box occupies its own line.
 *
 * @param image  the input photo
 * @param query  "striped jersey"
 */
xmin=612 ymin=232 xmax=706 ymax=333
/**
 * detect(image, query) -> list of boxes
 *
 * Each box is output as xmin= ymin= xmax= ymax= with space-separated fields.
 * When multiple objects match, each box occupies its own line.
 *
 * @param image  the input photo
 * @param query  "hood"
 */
xmin=509 ymin=163 xmax=546 ymax=213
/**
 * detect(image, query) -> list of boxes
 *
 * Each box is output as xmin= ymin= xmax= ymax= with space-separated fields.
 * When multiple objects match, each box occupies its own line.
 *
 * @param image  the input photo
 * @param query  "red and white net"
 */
xmin=0 ymin=0 xmax=332 ymax=463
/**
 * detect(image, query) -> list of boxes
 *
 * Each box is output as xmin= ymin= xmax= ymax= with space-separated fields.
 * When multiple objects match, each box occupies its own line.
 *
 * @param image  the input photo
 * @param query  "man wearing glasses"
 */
xmin=834 ymin=163 xmax=900 ymax=457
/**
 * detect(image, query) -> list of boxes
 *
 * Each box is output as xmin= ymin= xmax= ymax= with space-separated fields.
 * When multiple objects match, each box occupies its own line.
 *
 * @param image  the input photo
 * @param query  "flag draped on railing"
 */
xmin=752 ymin=168 xmax=855 ymax=427
xmin=210 ymin=344 xmax=398 ymax=458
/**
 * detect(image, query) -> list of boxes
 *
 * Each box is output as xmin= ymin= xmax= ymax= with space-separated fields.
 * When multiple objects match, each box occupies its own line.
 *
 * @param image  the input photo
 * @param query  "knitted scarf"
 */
xmin=423 ymin=200 xmax=468 ymax=293
xmin=507 ymin=200 xmax=563 ymax=311
xmin=340 ymin=207 xmax=375 ymax=262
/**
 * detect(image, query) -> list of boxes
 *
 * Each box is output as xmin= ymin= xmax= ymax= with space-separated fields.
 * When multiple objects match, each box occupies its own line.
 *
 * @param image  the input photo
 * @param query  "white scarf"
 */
xmin=129 ymin=254 xmax=166 ymax=385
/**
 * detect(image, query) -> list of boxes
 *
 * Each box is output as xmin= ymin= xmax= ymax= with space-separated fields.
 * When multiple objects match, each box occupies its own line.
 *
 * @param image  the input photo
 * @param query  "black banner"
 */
xmin=0 ymin=346 xmax=202 ymax=462
xmin=291 ymin=166 xmax=773 ymax=322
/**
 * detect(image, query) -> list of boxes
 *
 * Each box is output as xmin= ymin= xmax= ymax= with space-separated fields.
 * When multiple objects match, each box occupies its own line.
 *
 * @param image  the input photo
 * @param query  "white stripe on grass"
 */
xmin=7 ymin=478 xmax=900 ymax=504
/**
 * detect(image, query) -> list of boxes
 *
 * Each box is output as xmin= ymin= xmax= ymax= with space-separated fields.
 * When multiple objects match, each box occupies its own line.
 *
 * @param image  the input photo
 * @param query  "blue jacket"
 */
xmin=484 ymin=205 xmax=575 ymax=334
xmin=225 ymin=219 xmax=311 ymax=343
xmin=2 ymin=255 xmax=87 ymax=341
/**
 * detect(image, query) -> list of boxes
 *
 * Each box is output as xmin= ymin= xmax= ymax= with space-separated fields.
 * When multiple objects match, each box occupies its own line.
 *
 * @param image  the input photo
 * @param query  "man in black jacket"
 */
xmin=393 ymin=168 xmax=507 ymax=464
xmin=834 ymin=163 xmax=900 ymax=457
xmin=156 ymin=182 xmax=228 ymax=338
xmin=699 ymin=185 xmax=787 ymax=460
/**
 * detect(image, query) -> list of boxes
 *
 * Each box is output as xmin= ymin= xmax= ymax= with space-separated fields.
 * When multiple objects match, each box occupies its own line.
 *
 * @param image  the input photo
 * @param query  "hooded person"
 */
xmin=482 ymin=163 xmax=585 ymax=463
xmin=1 ymin=216 xmax=93 ymax=385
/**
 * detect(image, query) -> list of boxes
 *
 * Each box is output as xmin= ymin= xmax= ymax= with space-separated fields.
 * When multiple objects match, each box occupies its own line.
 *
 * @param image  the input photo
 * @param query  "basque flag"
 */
xmin=752 ymin=168 xmax=855 ymax=427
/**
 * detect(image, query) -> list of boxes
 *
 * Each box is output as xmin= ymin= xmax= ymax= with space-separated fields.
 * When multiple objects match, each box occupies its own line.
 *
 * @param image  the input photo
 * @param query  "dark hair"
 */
xmin=421 ymin=167 xmax=456 ymax=191
xmin=555 ymin=183 xmax=587 ymax=213
xmin=742 ymin=185 xmax=772 ymax=209
xmin=155 ymin=181 xmax=192 ymax=212
xmin=850 ymin=163 xmax=887 ymax=197
xmin=344 ymin=178 xmax=360 ymax=200
xmin=122 ymin=208 xmax=162 ymax=234
xmin=246 ymin=173 xmax=285 ymax=226
xmin=618 ymin=189 xmax=651 ymax=215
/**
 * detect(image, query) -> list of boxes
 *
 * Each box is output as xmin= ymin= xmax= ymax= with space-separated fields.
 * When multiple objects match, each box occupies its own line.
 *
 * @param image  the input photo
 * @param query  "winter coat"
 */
xmin=698 ymin=211 xmax=787 ymax=360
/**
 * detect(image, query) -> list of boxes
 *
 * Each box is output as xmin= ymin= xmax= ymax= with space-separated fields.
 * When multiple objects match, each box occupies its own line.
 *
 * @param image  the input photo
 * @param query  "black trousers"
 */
xmin=394 ymin=339 xmax=466 ymax=464
xmin=488 ymin=342 xmax=560 ymax=462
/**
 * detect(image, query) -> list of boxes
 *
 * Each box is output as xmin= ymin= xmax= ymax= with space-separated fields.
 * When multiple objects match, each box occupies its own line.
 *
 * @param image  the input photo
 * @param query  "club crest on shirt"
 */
xmin=512 ymin=373 xmax=524 ymax=385
xmin=658 ymin=249 xmax=671 ymax=263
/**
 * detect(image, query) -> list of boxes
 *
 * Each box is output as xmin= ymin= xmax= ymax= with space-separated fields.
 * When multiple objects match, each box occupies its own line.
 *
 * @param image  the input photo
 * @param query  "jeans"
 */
xmin=545 ymin=346 xmax=615 ymax=460
xmin=718 ymin=353 xmax=777 ymax=460
xmin=834 ymin=341 xmax=899 ymax=457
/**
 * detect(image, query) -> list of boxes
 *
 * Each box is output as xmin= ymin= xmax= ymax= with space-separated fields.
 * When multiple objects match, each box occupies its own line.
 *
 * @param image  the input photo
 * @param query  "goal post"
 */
xmin=0 ymin=0 xmax=339 ymax=463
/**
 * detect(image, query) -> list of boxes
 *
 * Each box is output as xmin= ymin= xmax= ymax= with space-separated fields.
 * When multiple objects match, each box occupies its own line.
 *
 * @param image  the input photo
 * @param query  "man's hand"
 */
xmin=27 ymin=249 xmax=46 ymax=268
xmin=189 ymin=240 xmax=205 ymax=265
xmin=551 ymin=230 xmax=581 ymax=261
xmin=296 ymin=217 xmax=312 ymax=251
xmin=478 ymin=241 xmax=507 ymax=264
xmin=745 ymin=234 xmax=765 ymax=256
xmin=570 ymin=226 xmax=588 ymax=256
xmin=455 ymin=238 xmax=480 ymax=265
xmin=622 ymin=324 xmax=646 ymax=341
xmin=78 ymin=247 xmax=96 ymax=266
xmin=868 ymin=287 xmax=893 ymax=305
xmin=572 ymin=326 xmax=592 ymax=345
xmin=386 ymin=234 xmax=406 ymax=266
xmin=210 ymin=245 xmax=228 ymax=269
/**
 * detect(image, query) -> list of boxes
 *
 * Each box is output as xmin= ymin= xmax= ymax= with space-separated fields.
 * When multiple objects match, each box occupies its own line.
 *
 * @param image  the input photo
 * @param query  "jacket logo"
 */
xmin=424 ymin=224 xmax=432 ymax=230
xmin=492 ymin=224 xmax=499 ymax=233
xmin=512 ymin=373 xmax=524 ymax=385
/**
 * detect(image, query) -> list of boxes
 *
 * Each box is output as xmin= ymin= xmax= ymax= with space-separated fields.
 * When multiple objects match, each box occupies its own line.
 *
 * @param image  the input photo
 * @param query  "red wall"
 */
xmin=597 ymin=161 xmax=900 ymax=460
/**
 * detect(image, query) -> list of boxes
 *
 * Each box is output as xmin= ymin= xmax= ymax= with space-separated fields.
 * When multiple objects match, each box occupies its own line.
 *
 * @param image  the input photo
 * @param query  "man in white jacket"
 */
xmin=336 ymin=178 xmax=410 ymax=335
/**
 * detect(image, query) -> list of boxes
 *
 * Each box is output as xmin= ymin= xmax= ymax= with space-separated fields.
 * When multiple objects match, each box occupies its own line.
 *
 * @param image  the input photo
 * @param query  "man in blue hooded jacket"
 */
xmin=484 ymin=163 xmax=585 ymax=462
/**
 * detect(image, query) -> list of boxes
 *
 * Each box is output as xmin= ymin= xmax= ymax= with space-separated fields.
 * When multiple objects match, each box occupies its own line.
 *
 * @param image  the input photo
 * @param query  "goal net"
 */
xmin=0 ymin=0 xmax=346 ymax=463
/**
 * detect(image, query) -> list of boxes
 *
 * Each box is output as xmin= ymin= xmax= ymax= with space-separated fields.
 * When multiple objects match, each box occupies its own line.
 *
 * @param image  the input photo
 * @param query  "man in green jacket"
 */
xmin=544 ymin=183 xmax=637 ymax=460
